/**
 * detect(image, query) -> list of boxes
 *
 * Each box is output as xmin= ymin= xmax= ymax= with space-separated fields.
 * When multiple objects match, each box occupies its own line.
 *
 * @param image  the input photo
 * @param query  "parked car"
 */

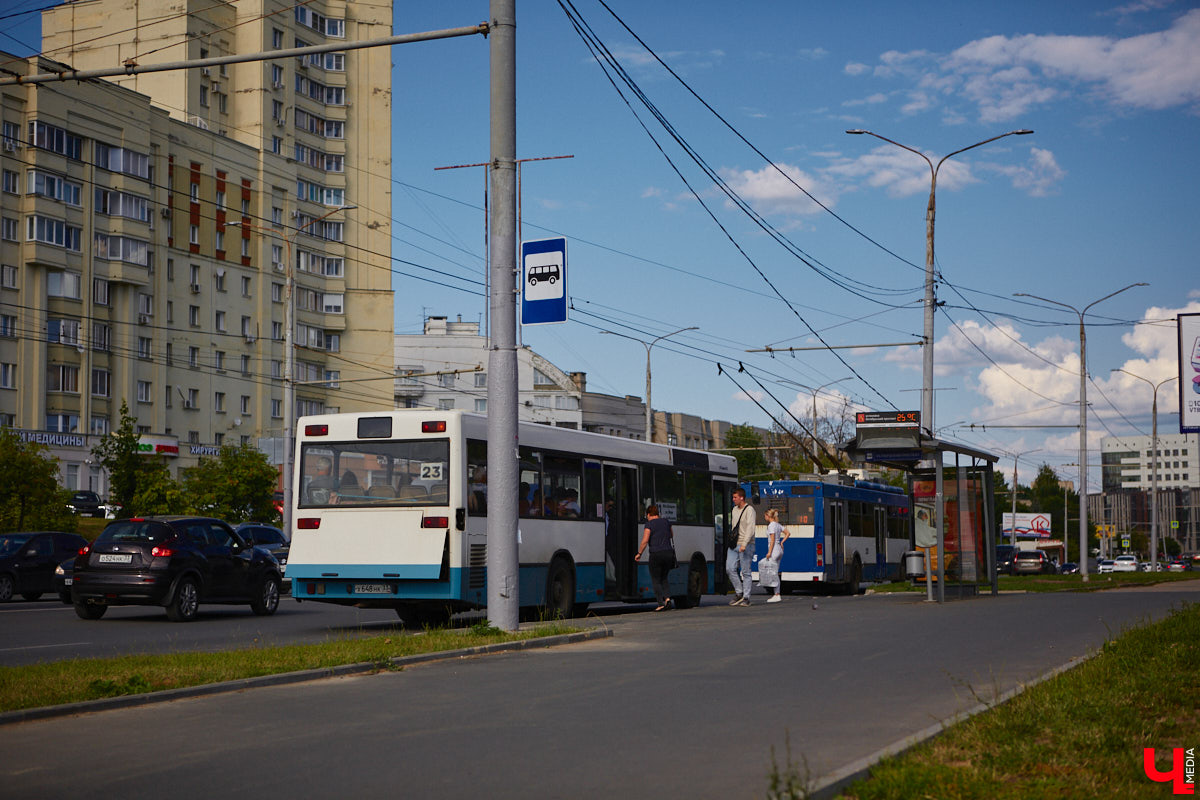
xmin=1059 ymin=562 xmax=1079 ymax=575
xmin=995 ymin=544 xmax=1020 ymax=575
xmin=1097 ymin=559 xmax=1115 ymax=573
xmin=54 ymin=557 xmax=75 ymax=604
xmin=1166 ymin=559 xmax=1189 ymax=572
xmin=67 ymin=491 xmax=106 ymax=518
xmin=1113 ymin=554 xmax=1139 ymax=572
xmin=1013 ymin=549 xmax=1056 ymax=575
xmin=0 ymin=532 xmax=89 ymax=602
xmin=235 ymin=523 xmax=290 ymax=594
xmin=71 ymin=516 xmax=283 ymax=622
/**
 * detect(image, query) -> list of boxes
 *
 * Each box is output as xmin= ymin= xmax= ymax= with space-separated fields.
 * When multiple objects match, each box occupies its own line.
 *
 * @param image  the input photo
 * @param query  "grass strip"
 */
xmin=827 ymin=602 xmax=1200 ymax=799
xmin=0 ymin=620 xmax=579 ymax=713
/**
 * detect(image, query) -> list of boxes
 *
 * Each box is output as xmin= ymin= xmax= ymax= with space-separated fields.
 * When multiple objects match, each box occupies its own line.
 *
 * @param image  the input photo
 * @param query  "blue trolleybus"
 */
xmin=286 ymin=410 xmax=739 ymax=625
xmin=744 ymin=476 xmax=912 ymax=593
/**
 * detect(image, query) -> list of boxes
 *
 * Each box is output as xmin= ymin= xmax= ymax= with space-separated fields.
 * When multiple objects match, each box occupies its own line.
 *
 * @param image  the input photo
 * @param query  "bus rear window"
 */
xmin=299 ymin=439 xmax=449 ymax=508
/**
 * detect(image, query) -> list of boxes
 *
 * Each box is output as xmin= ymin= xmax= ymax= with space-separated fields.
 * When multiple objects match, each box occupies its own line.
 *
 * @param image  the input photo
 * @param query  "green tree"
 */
xmin=91 ymin=400 xmax=161 ymax=516
xmin=131 ymin=460 xmax=192 ymax=516
xmin=724 ymin=424 xmax=767 ymax=480
xmin=182 ymin=442 xmax=280 ymax=524
xmin=0 ymin=429 xmax=78 ymax=532
xmin=1163 ymin=537 xmax=1182 ymax=558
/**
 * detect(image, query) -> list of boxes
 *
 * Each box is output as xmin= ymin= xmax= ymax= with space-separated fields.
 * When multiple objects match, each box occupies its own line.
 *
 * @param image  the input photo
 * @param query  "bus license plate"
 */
xmin=354 ymin=583 xmax=391 ymax=594
xmin=97 ymin=554 xmax=132 ymax=564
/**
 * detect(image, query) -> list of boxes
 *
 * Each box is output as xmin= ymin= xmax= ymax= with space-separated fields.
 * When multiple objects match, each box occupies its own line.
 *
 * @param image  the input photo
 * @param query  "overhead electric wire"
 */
xmin=558 ymin=1 xmax=898 ymax=411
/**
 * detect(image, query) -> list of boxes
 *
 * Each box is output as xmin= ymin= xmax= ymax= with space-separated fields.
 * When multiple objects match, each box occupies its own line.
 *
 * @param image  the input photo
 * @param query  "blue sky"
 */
xmin=10 ymin=1 xmax=1200 ymax=490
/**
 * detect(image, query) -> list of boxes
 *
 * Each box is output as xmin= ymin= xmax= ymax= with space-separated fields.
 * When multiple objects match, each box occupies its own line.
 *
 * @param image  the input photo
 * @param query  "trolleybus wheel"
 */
xmin=544 ymin=559 xmax=576 ymax=619
xmin=848 ymin=557 xmax=863 ymax=595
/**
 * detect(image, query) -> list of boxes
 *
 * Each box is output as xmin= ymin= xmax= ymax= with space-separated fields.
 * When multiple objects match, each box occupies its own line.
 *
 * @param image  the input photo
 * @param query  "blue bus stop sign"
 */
xmin=521 ymin=237 xmax=567 ymax=325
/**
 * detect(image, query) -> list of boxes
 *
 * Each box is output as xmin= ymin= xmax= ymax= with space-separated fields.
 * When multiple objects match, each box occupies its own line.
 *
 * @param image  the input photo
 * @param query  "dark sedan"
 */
xmin=0 ymin=532 xmax=89 ymax=602
xmin=72 ymin=516 xmax=283 ymax=622
xmin=67 ymin=491 xmax=106 ymax=518
xmin=236 ymin=523 xmax=290 ymax=593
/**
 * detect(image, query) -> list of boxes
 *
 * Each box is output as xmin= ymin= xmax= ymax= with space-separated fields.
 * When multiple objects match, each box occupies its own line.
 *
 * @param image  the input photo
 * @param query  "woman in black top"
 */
xmin=634 ymin=504 xmax=677 ymax=612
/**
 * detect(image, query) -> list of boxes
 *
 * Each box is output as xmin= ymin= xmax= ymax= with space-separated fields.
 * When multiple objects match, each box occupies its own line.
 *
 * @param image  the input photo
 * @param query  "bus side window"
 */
xmin=467 ymin=439 xmax=487 ymax=516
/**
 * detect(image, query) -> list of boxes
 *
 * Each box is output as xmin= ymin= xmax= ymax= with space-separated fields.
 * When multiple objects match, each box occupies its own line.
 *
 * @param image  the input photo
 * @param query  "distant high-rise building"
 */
xmin=0 ymin=0 xmax=393 ymax=492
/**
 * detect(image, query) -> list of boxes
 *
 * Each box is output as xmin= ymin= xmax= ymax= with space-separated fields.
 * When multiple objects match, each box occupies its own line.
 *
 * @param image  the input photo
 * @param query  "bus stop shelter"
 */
xmin=841 ymin=431 xmax=1001 ymax=602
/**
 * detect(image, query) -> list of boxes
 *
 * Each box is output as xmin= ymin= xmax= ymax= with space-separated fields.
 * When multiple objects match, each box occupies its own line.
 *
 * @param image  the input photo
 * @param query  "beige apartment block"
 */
xmin=2 ymin=0 xmax=393 ymax=490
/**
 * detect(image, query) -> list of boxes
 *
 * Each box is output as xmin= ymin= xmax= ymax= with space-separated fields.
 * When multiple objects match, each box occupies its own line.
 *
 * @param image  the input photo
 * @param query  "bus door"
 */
xmin=874 ymin=506 xmax=888 ymax=580
xmin=713 ymin=480 xmax=736 ymax=595
xmin=603 ymin=463 xmax=639 ymax=598
xmin=826 ymin=499 xmax=846 ymax=581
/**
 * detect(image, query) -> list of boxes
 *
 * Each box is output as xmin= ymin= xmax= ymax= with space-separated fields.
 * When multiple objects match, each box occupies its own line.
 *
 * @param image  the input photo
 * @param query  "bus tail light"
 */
xmin=297 ymin=518 xmax=321 ymax=529
xmin=304 ymin=424 xmax=329 ymax=436
xmin=306 ymin=582 xmax=325 ymax=595
xmin=421 ymin=420 xmax=447 ymax=433
xmin=423 ymin=516 xmax=449 ymax=529
xmin=816 ymin=542 xmax=824 ymax=567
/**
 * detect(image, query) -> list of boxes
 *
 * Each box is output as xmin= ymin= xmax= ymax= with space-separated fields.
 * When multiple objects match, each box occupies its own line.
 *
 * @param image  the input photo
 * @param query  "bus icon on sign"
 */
xmin=528 ymin=264 xmax=560 ymax=286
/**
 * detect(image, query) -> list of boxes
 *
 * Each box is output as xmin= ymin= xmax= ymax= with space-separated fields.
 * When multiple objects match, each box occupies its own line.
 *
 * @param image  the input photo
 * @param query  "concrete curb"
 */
xmin=807 ymin=650 xmax=1101 ymax=799
xmin=0 ymin=627 xmax=612 ymax=727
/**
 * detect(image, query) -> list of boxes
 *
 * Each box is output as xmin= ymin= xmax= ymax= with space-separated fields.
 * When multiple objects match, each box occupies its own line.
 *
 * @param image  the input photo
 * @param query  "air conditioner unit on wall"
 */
xmin=160 ymin=207 xmax=171 ymax=218
xmin=273 ymin=81 xmax=283 ymax=89
xmin=190 ymin=283 xmax=201 ymax=293
xmin=2 ymin=141 xmax=15 ymax=152
xmin=138 ymin=314 xmax=150 ymax=325
xmin=245 ymin=334 xmax=257 ymax=344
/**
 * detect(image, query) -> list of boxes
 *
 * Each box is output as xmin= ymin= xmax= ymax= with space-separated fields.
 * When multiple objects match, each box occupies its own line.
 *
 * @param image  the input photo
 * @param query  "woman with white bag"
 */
xmin=761 ymin=508 xmax=788 ymax=603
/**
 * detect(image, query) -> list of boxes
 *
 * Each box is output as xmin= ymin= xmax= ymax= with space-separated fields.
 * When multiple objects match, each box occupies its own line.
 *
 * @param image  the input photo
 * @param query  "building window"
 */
xmin=241 ymin=316 xmax=253 ymax=336
xmin=324 ymin=370 xmax=339 ymax=389
xmin=272 ymin=282 xmax=283 ymax=302
xmin=272 ymin=28 xmax=284 ymax=48
xmin=1 ymin=217 xmax=16 ymax=241
xmin=47 ymin=364 xmax=80 ymax=393
xmin=47 ymin=319 xmax=81 ymax=345
xmin=215 ymin=391 xmax=225 ymax=413
xmin=475 ymin=399 xmax=487 ymax=413
xmin=241 ymin=276 xmax=251 ymax=297
xmin=215 ymin=351 xmax=225 ymax=371
xmin=27 ymin=216 xmax=82 ymax=250
xmin=214 ymin=270 xmax=226 ymax=292
xmin=90 ymin=368 xmax=110 ymax=397
xmin=322 ymin=293 xmax=343 ymax=314
xmin=241 ymin=355 xmax=251 ymax=374
xmin=189 ymin=306 xmax=200 ymax=326
xmin=46 ymin=414 xmax=80 ymax=433
xmin=0 ymin=315 xmax=16 ymax=337
xmin=1 ymin=264 xmax=16 ymax=288
xmin=90 ymin=416 xmax=109 ymax=436
xmin=91 ymin=323 xmax=110 ymax=352
xmin=137 ymin=337 xmax=152 ymax=359
xmin=92 ymin=278 xmax=109 ymax=305
xmin=215 ymin=310 xmax=226 ymax=332
xmin=438 ymin=399 xmax=455 ymax=410
xmin=187 ymin=388 xmax=199 ymax=409
xmin=94 ymin=188 xmax=149 ymax=221
xmin=0 ymin=362 xmax=15 ymax=390
xmin=94 ymin=233 xmax=150 ymax=266
xmin=271 ymin=136 xmax=282 ymax=155
xmin=28 ymin=171 xmax=83 ymax=205
xmin=189 ymin=225 xmax=199 ymax=245
xmin=271 ymin=398 xmax=282 ymax=418
xmin=475 ymin=373 xmax=487 ymax=388
xmin=240 ymin=395 xmax=251 ymax=414
xmin=95 ymin=143 xmax=150 ymax=179
xmin=188 ymin=346 xmax=199 ymax=367
xmin=1 ymin=170 xmax=15 ymax=194
xmin=272 ymin=207 xmax=283 ymax=226
xmin=29 ymin=121 xmax=83 ymax=159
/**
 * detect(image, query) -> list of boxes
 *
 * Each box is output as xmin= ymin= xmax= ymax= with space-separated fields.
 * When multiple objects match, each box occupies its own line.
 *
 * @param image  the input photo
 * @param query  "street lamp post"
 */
xmin=1008 ymin=448 xmax=1041 ymax=547
xmin=1014 ymin=283 xmax=1147 ymax=582
xmin=1112 ymin=368 xmax=1177 ymax=571
xmin=601 ymin=326 xmax=698 ymax=442
xmin=845 ymin=129 xmax=1033 ymax=438
xmin=228 ymin=204 xmax=355 ymax=539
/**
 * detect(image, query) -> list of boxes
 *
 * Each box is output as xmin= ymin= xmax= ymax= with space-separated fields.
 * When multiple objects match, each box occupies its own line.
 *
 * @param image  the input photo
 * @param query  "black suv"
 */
xmin=0 ymin=532 xmax=89 ymax=602
xmin=72 ymin=516 xmax=283 ymax=622
xmin=995 ymin=544 xmax=1019 ymax=576
xmin=68 ymin=491 xmax=105 ymax=518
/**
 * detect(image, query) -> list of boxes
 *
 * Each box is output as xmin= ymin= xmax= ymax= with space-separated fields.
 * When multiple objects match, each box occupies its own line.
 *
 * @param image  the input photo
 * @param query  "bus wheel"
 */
xmin=544 ymin=559 xmax=576 ymax=619
xmin=676 ymin=559 xmax=705 ymax=608
xmin=849 ymin=557 xmax=863 ymax=595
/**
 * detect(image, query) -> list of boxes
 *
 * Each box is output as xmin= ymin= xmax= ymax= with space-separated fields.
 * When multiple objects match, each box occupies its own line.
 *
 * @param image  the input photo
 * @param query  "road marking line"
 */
xmin=0 ymin=642 xmax=92 ymax=653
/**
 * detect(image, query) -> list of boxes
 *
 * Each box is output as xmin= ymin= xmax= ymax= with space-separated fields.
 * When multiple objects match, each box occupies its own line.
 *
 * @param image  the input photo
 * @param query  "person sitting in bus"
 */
xmin=557 ymin=488 xmax=581 ymax=519
xmin=518 ymin=482 xmax=532 ymax=516
xmin=306 ymin=456 xmax=339 ymax=505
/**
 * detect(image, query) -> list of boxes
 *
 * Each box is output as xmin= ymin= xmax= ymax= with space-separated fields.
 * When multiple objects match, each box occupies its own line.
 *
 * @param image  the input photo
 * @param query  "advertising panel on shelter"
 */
xmin=1180 ymin=313 xmax=1200 ymax=433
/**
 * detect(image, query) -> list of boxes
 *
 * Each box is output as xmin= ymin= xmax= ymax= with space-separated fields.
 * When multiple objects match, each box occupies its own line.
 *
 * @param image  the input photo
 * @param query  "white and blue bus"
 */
xmin=745 ymin=476 xmax=912 ymax=593
xmin=286 ymin=410 xmax=739 ymax=625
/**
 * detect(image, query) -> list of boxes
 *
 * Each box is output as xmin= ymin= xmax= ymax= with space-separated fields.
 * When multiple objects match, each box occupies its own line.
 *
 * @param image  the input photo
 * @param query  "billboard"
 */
xmin=1001 ymin=512 xmax=1053 ymax=539
xmin=1180 ymin=313 xmax=1200 ymax=433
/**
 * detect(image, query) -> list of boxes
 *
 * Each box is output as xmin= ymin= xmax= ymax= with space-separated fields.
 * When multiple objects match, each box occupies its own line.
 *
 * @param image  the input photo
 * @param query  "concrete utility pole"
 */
xmin=845 ymin=129 xmax=1033 ymax=440
xmin=487 ymin=0 xmax=519 ymax=631
xmin=1015 ymin=283 xmax=1147 ymax=582
xmin=1113 ymin=369 xmax=1176 ymax=572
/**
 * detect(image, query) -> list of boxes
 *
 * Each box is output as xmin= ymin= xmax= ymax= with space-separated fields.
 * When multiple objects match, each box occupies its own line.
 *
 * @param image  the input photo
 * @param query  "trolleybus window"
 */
xmin=298 ymin=439 xmax=449 ymax=507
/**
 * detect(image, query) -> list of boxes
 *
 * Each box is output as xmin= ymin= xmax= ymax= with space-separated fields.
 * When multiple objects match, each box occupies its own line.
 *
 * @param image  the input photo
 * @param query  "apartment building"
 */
xmin=0 ymin=0 xmax=393 ymax=490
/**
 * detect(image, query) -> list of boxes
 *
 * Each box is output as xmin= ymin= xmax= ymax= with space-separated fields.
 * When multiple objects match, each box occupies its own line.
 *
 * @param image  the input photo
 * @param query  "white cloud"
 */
xmin=844 ymin=62 xmax=870 ymax=76
xmin=719 ymin=163 xmax=839 ymax=216
xmin=846 ymin=9 xmax=1200 ymax=122
xmin=826 ymin=145 xmax=977 ymax=198
xmin=984 ymin=147 xmax=1067 ymax=196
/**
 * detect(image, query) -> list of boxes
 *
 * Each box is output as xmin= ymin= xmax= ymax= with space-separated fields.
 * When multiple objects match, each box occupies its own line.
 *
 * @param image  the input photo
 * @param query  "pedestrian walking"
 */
xmin=726 ymin=488 xmax=756 ymax=606
xmin=635 ymin=505 xmax=677 ymax=611
xmin=761 ymin=508 xmax=788 ymax=603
